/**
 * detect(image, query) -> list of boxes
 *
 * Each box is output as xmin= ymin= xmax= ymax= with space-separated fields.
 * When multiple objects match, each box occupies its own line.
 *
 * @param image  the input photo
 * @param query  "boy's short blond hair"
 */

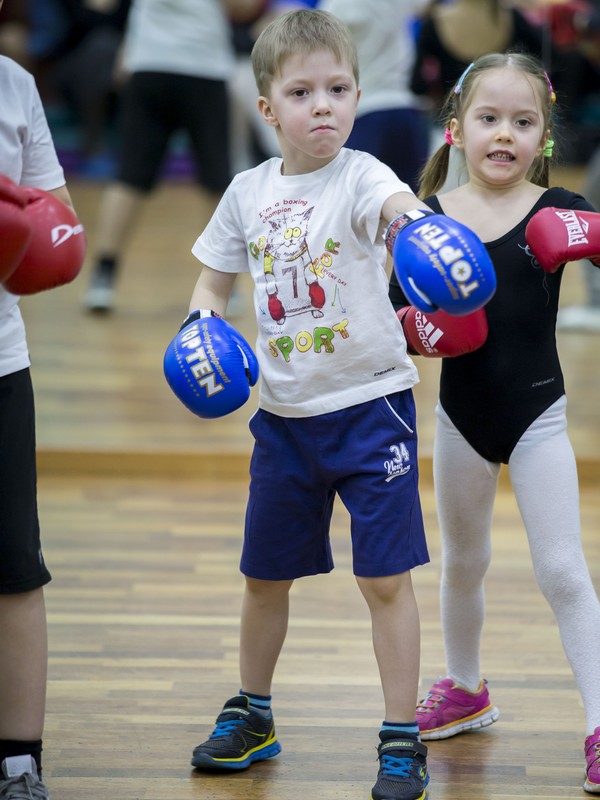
xmin=251 ymin=9 xmax=359 ymax=97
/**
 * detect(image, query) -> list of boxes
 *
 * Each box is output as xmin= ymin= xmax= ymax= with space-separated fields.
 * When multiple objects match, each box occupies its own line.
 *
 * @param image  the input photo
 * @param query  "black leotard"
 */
xmin=389 ymin=187 xmax=597 ymax=463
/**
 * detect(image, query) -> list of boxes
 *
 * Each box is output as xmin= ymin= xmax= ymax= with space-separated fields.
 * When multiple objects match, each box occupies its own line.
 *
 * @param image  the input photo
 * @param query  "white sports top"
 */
xmin=0 ymin=56 xmax=65 ymax=377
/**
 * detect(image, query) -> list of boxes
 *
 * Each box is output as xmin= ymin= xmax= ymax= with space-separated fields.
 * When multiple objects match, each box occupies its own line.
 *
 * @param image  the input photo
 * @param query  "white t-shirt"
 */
xmin=192 ymin=148 xmax=419 ymax=417
xmin=0 ymin=56 xmax=65 ymax=378
xmin=319 ymin=0 xmax=428 ymax=116
xmin=123 ymin=0 xmax=235 ymax=80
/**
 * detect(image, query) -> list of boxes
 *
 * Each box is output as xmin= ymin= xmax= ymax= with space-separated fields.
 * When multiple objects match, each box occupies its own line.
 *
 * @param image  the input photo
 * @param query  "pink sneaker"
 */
xmin=585 ymin=727 xmax=600 ymax=793
xmin=416 ymin=677 xmax=499 ymax=740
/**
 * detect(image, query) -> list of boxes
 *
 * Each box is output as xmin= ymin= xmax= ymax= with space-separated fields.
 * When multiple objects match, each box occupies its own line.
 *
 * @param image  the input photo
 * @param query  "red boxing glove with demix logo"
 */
xmin=3 ymin=186 xmax=86 ymax=295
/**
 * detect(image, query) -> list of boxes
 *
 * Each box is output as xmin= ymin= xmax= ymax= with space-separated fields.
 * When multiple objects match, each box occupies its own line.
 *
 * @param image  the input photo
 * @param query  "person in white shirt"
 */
xmin=0 ymin=49 xmax=77 ymax=800
xmin=182 ymin=10 xmax=433 ymax=799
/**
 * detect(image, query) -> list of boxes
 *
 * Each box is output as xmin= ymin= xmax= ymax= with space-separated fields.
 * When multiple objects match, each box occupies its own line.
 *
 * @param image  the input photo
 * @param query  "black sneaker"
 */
xmin=371 ymin=730 xmax=429 ymax=800
xmin=191 ymin=695 xmax=281 ymax=770
xmin=84 ymin=261 xmax=116 ymax=313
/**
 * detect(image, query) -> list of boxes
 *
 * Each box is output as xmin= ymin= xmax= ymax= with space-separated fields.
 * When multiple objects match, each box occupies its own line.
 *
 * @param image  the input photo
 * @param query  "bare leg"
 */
xmin=239 ymin=577 xmax=293 ymax=696
xmin=93 ymin=182 xmax=146 ymax=257
xmin=0 ymin=589 xmax=47 ymax=740
xmin=84 ymin=182 xmax=146 ymax=310
xmin=357 ymin=572 xmax=420 ymax=721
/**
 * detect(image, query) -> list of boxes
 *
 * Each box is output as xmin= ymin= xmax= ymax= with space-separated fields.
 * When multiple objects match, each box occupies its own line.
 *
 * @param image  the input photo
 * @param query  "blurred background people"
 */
xmin=553 ymin=0 xmax=600 ymax=331
xmin=228 ymin=1 xmax=308 ymax=175
xmin=82 ymin=0 xmax=264 ymax=314
xmin=28 ymin=0 xmax=131 ymax=178
xmin=318 ymin=0 xmax=430 ymax=192
xmin=409 ymin=0 xmax=545 ymax=191
xmin=0 ymin=0 xmax=29 ymax=67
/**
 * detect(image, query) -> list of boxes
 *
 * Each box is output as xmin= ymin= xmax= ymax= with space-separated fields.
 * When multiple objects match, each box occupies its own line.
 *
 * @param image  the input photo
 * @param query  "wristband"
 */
xmin=179 ymin=308 xmax=222 ymax=332
xmin=384 ymin=209 xmax=434 ymax=255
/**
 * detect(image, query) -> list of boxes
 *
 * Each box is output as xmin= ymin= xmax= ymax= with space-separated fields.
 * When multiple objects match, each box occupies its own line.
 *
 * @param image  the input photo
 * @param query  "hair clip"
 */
xmin=543 ymin=71 xmax=556 ymax=103
xmin=454 ymin=62 xmax=475 ymax=94
xmin=543 ymin=139 xmax=554 ymax=158
xmin=444 ymin=128 xmax=453 ymax=146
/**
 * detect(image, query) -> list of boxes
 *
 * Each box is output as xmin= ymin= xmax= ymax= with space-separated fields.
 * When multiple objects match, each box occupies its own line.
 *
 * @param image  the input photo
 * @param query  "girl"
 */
xmin=389 ymin=51 xmax=600 ymax=794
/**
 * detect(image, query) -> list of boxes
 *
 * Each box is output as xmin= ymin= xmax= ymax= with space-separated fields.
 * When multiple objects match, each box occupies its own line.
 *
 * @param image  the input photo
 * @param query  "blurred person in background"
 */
xmin=28 ymin=0 xmax=131 ymax=178
xmin=551 ymin=0 xmax=600 ymax=331
xmin=318 ymin=0 xmax=430 ymax=192
xmin=83 ymin=0 xmax=264 ymax=315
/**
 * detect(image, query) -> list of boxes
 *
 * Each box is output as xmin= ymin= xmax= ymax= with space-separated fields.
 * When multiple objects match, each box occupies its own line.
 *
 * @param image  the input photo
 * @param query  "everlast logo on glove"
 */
xmin=526 ymin=206 xmax=600 ymax=272
xmin=553 ymin=210 xmax=589 ymax=247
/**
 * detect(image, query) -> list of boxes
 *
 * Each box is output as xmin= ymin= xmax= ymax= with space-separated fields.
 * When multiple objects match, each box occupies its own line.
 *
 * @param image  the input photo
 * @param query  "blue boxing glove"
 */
xmin=385 ymin=209 xmax=496 ymax=316
xmin=163 ymin=309 xmax=259 ymax=419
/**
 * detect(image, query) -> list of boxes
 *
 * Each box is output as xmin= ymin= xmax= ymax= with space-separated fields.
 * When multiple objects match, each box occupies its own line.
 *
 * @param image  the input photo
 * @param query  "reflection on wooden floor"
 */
xmin=41 ymin=473 xmax=599 ymax=799
xmin=20 ymin=166 xmax=600 ymax=798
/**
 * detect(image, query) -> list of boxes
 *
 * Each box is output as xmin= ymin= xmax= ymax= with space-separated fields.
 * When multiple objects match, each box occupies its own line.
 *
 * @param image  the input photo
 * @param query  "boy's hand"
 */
xmin=386 ymin=210 xmax=496 ymax=316
xmin=164 ymin=310 xmax=259 ymax=419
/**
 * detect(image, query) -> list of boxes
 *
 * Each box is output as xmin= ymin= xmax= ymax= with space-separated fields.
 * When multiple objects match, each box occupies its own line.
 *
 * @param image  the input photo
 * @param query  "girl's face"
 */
xmin=450 ymin=67 xmax=548 ymax=189
xmin=258 ymin=49 xmax=360 ymax=175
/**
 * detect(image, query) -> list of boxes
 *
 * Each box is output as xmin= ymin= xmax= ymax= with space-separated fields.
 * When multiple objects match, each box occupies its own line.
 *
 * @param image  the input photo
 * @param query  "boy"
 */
xmin=185 ymin=9 xmax=431 ymax=799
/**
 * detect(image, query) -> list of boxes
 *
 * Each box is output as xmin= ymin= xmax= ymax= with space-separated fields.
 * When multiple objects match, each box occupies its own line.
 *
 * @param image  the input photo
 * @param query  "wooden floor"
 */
xmin=39 ymin=475 xmax=600 ymax=800
xmin=20 ymin=166 xmax=600 ymax=798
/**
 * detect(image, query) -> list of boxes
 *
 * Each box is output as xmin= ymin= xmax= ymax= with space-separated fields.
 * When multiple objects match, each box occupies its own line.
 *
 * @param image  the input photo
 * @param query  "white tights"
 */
xmin=433 ymin=396 xmax=600 ymax=734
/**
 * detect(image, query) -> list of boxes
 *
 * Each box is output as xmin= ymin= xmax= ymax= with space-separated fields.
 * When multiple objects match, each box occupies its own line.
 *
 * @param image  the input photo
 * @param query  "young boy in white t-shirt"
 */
xmin=184 ymin=10 xmax=431 ymax=799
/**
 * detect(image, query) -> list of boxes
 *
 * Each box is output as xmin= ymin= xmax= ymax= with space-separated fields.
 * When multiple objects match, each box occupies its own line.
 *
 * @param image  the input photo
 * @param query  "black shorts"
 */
xmin=117 ymin=71 xmax=231 ymax=193
xmin=0 ymin=368 xmax=51 ymax=593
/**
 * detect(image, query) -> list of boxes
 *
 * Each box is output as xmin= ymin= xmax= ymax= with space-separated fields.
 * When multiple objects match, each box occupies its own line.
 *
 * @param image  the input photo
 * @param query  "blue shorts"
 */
xmin=242 ymin=390 xmax=429 ymax=580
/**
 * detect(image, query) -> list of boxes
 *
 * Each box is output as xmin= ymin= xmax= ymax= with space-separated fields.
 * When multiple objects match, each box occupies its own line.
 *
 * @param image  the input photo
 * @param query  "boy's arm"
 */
xmin=189 ymin=264 xmax=238 ymax=318
xmin=164 ymin=264 xmax=258 ymax=419
xmin=381 ymin=191 xmax=496 ymax=316
xmin=381 ymin=191 xmax=432 ymax=225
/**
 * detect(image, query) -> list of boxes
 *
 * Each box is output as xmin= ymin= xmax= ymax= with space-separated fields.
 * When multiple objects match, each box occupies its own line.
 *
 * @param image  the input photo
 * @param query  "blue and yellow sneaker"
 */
xmin=371 ymin=730 xmax=429 ymax=800
xmin=191 ymin=695 xmax=281 ymax=770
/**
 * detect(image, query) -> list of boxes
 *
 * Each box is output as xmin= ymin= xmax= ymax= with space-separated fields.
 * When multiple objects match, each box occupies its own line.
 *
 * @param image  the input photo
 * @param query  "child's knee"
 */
xmin=357 ymin=572 xmax=412 ymax=606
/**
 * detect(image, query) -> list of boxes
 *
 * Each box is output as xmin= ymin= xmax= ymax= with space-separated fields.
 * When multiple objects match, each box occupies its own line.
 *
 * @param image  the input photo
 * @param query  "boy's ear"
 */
xmin=258 ymin=96 xmax=279 ymax=128
xmin=449 ymin=118 xmax=463 ymax=149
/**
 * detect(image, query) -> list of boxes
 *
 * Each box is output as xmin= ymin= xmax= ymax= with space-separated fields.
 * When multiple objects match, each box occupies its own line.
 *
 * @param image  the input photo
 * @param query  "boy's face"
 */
xmin=258 ymin=49 xmax=360 ymax=175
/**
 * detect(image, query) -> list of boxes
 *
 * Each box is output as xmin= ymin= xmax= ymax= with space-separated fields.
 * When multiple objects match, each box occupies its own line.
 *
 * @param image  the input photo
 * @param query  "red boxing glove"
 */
xmin=0 ymin=175 xmax=33 ymax=283
xmin=3 ymin=187 xmax=87 ymax=295
xmin=398 ymin=305 xmax=488 ymax=358
xmin=525 ymin=207 xmax=600 ymax=273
